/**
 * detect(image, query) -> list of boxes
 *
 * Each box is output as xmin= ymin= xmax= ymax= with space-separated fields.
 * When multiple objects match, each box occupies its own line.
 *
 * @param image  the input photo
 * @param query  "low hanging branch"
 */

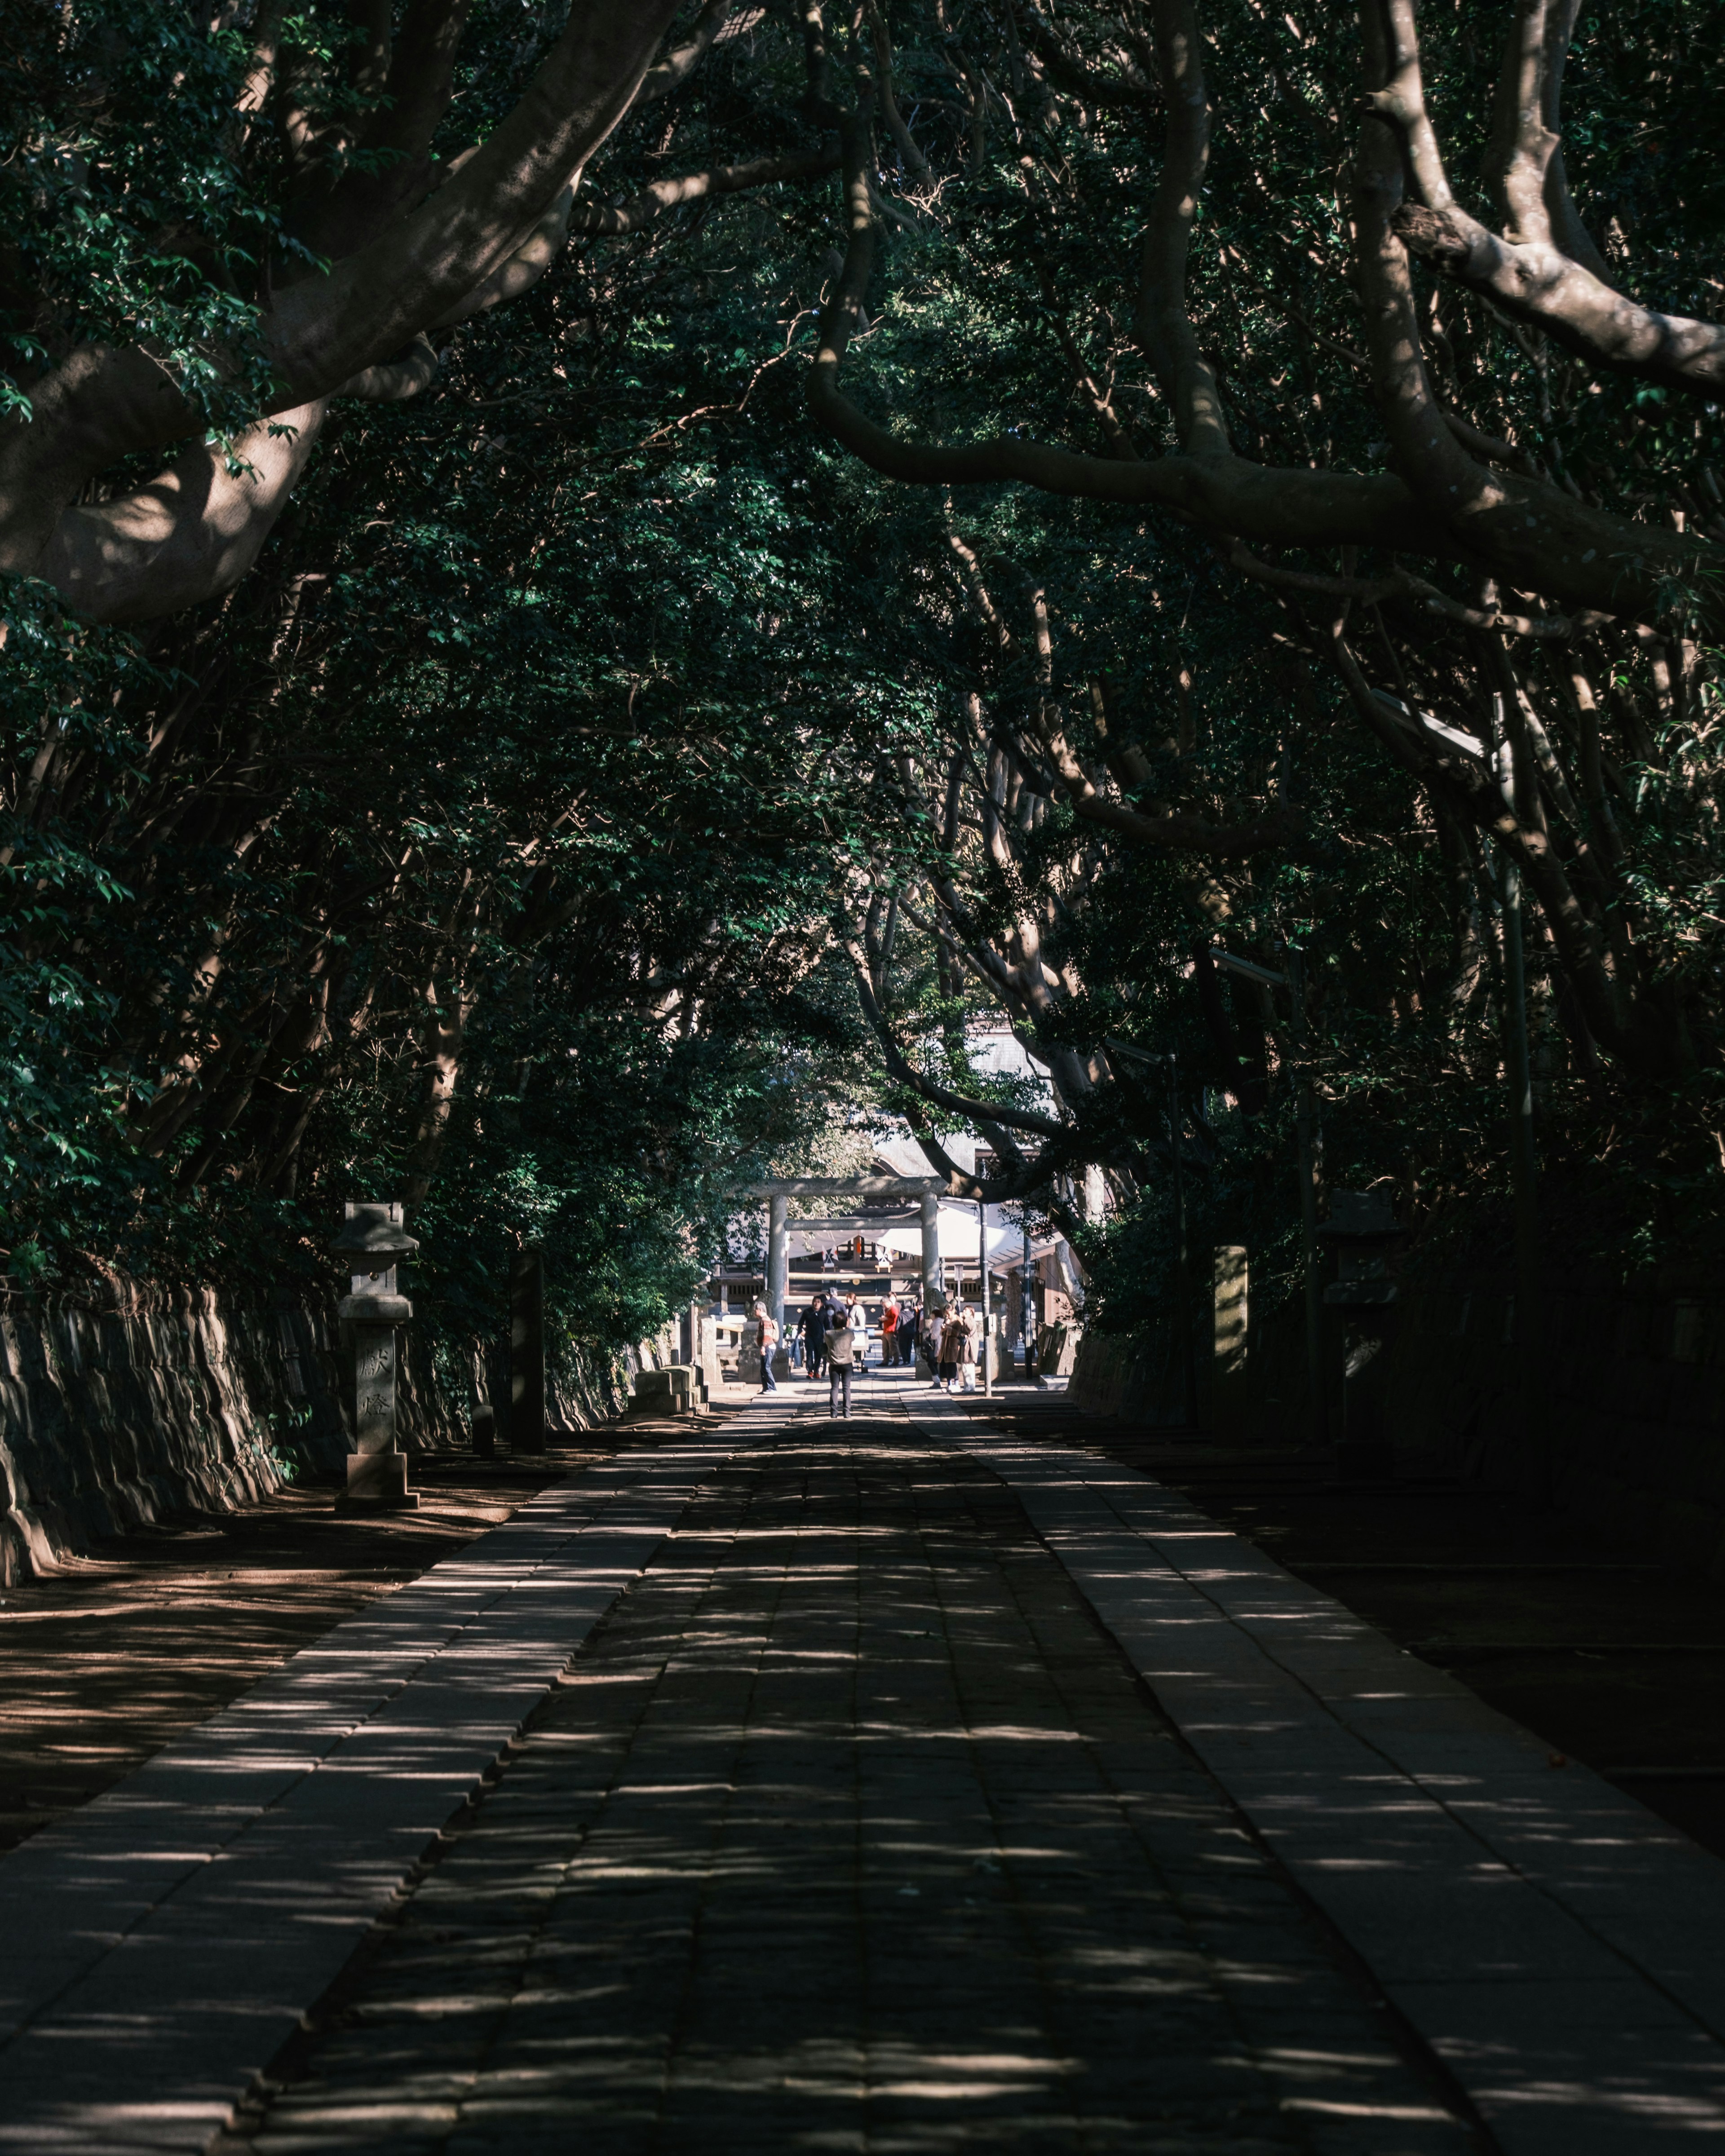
xmin=1372 ymin=0 xmax=1725 ymax=398
xmin=845 ymin=935 xmax=1066 ymax=1140
xmin=845 ymin=895 xmax=1115 ymax=1229
xmin=805 ymin=0 xmax=1721 ymax=634
xmin=943 ymin=527 xmax=1297 ymax=856
xmin=4 ymin=0 xmax=687 ymax=618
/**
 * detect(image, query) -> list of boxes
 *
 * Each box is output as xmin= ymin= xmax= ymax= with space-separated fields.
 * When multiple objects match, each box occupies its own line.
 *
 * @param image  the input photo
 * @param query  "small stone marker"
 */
xmin=629 ymin=1365 xmax=708 ymax=1417
xmin=471 ymin=1402 xmax=497 ymax=1458
xmin=333 ymin=1200 xmax=420 ymax=1508
xmin=1212 ymin=1245 xmax=1249 ymax=1440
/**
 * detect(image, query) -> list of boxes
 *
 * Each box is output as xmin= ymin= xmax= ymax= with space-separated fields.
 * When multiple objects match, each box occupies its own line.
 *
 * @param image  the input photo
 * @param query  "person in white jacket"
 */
xmin=956 ymin=1307 xmax=979 ymax=1391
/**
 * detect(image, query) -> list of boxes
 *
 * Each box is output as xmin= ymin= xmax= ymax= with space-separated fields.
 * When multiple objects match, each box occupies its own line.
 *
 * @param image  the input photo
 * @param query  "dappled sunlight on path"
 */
xmin=220 ymin=1419 xmax=1467 ymax=2155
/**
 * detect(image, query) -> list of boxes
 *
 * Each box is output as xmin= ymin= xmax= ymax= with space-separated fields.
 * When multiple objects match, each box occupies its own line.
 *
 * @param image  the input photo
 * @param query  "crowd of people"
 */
xmin=747 ymin=1288 xmax=984 ymax=1419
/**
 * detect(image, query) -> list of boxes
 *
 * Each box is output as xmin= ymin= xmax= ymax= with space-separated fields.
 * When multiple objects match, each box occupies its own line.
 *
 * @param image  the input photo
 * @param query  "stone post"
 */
xmin=919 ymin=1191 xmax=942 ymax=1307
xmin=766 ymin=1194 xmax=789 ymax=1332
xmin=916 ymin=1192 xmax=946 ymax=1377
xmin=765 ymin=1195 xmax=791 ymax=1374
xmin=333 ymin=1201 xmax=419 ymax=1509
xmin=1021 ymin=1211 xmax=1037 ymax=1379
xmin=509 ymin=1246 xmax=546 ymax=1453
xmin=978 ymin=1197 xmax=993 ymax=1395
xmin=1212 ymin=1246 xmax=1249 ymax=1441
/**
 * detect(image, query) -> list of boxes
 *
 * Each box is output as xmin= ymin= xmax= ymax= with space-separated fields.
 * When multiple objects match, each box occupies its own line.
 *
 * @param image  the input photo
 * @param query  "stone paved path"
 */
xmin=224 ymin=1424 xmax=1469 ymax=2154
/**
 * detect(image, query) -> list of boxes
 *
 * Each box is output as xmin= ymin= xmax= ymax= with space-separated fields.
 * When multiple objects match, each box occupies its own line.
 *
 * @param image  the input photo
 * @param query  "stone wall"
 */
xmin=1380 ymin=1266 xmax=1725 ymax=1577
xmin=1066 ymin=1315 xmax=1209 ymax=1427
xmin=1065 ymin=1265 xmax=1725 ymax=1578
xmin=0 ymin=1286 xmax=628 ymax=1585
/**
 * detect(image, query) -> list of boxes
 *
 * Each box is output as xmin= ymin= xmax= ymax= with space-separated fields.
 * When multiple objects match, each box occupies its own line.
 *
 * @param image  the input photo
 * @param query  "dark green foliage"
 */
xmin=6 ymin=0 xmax=1725 ymax=1367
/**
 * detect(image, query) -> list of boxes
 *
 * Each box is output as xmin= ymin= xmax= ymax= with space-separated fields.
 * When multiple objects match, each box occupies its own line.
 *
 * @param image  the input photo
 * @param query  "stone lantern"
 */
xmin=333 ymin=1200 xmax=419 ymax=1508
xmin=1320 ymin=1190 xmax=1405 ymax=1480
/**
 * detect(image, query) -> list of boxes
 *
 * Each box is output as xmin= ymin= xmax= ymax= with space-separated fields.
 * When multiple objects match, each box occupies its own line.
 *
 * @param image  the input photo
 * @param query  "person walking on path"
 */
xmin=880 ymin=1294 xmax=899 ymax=1369
xmin=956 ymin=1306 xmax=979 ymax=1392
xmin=752 ymin=1300 xmax=779 ymax=1392
xmin=899 ymin=1300 xmax=919 ymax=1368
xmin=935 ymin=1309 xmax=960 ymax=1391
xmin=824 ymin=1302 xmax=857 ymax=1418
xmin=800 ymin=1292 xmax=828 ymax=1382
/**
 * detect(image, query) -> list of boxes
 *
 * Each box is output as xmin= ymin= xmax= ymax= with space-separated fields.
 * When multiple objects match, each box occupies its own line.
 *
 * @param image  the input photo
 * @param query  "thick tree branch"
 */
xmin=429 ymin=175 xmax=580 ymax=329
xmin=1 ymin=0 xmax=683 ymax=588
xmin=806 ymin=113 xmax=1454 ymax=554
xmin=42 ymin=169 xmax=584 ymax=620
xmin=294 ymin=0 xmax=480 ymax=261
xmin=37 ymin=404 xmax=326 ymax=627
xmin=270 ymin=5 xmax=682 ymax=398
xmin=1483 ymin=0 xmax=1558 ymax=243
xmin=570 ymin=150 xmax=840 ymax=237
xmin=1533 ymin=0 xmax=1612 ymax=282
xmin=1016 ymin=5 xmax=1155 ymax=108
xmin=867 ymin=2 xmax=929 ymax=179
xmin=348 ymin=0 xmax=393 ymax=102
xmin=902 ymin=1099 xmax=1086 ymax=1207
xmin=1135 ymin=0 xmax=1229 ymax=457
xmin=845 ymin=938 xmax=1066 ymax=1138
xmin=231 ymin=2 xmax=285 ymax=154
xmin=330 ymin=333 xmax=439 ymax=402
xmin=637 ymin=0 xmax=734 ymax=104
xmin=1371 ymin=0 xmax=1725 ymax=397
xmin=1392 ymin=202 xmax=1725 ymax=398
xmin=1351 ymin=19 xmax=1714 ymax=628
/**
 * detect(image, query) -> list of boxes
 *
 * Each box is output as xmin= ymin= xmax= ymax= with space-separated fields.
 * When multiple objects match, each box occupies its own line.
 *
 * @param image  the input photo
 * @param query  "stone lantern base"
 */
xmin=335 ymin=1271 xmax=420 ymax=1511
xmin=337 ymin=1449 xmax=419 ymax=1508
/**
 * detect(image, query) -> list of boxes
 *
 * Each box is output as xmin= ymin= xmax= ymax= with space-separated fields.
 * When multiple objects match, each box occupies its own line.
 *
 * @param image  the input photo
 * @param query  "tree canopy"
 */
xmin=5 ymin=0 xmax=1723 ymax=1360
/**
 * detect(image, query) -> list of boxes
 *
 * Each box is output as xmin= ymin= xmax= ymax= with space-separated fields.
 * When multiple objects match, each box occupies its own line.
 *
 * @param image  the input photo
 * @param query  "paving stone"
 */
xmin=0 ymin=1443 xmax=739 ymax=2153
xmin=18 ymin=1369 xmax=1715 ymax=2155
xmin=216 ymin=1415 xmax=1469 ymax=2156
xmin=919 ymin=1395 xmax=1725 ymax=2153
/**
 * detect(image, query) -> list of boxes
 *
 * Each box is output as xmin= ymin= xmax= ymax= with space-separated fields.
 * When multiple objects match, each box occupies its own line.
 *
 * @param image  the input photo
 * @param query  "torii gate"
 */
xmin=748 ymin=1178 xmax=945 ymax=1330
